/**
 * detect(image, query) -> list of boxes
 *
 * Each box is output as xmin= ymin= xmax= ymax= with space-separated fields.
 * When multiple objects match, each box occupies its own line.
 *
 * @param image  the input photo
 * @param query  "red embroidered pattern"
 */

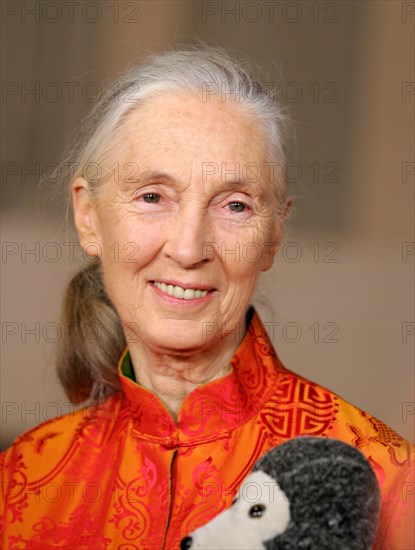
xmin=1 ymin=311 xmax=414 ymax=549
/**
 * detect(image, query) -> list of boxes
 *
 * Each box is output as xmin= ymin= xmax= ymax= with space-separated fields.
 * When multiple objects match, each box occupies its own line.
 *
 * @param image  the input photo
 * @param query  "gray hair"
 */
xmin=63 ymin=45 xmax=289 ymax=209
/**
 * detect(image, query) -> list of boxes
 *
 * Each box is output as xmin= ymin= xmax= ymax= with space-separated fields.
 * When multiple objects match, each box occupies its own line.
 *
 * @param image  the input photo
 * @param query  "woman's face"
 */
xmin=74 ymin=92 xmax=282 ymax=353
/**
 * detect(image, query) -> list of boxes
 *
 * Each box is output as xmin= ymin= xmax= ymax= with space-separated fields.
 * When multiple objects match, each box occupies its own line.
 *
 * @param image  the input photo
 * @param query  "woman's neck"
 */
xmin=127 ymin=336 xmax=239 ymax=421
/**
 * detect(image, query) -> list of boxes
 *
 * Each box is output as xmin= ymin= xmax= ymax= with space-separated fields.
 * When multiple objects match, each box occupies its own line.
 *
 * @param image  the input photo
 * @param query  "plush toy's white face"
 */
xmin=184 ymin=471 xmax=290 ymax=549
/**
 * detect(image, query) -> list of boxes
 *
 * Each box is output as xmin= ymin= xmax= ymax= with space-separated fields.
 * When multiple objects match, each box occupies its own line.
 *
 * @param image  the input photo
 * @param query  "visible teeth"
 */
xmin=184 ymin=289 xmax=195 ymax=300
xmin=153 ymin=281 xmax=208 ymax=299
xmin=174 ymin=286 xmax=184 ymax=299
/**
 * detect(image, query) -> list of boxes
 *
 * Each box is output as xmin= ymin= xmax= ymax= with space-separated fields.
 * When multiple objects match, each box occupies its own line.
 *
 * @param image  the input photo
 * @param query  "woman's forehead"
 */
xmin=121 ymin=92 xmax=269 ymax=162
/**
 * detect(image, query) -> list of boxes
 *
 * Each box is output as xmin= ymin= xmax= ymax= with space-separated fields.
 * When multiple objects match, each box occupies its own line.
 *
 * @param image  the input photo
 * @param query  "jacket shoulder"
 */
xmin=1 ymin=394 xmax=123 ymax=480
xmin=273 ymin=361 xmax=413 ymax=453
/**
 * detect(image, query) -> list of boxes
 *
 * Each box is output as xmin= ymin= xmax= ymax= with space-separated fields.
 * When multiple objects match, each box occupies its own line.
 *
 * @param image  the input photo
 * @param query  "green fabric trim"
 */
xmin=120 ymin=350 xmax=136 ymax=382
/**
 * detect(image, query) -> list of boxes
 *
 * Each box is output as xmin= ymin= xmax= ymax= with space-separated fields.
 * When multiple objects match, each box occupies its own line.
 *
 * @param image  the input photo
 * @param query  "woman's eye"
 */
xmin=142 ymin=193 xmax=160 ymax=203
xmin=228 ymin=201 xmax=246 ymax=212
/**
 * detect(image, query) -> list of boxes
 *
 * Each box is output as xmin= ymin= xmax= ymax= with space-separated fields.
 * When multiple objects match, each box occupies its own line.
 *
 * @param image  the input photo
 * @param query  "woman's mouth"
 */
xmin=151 ymin=281 xmax=211 ymax=300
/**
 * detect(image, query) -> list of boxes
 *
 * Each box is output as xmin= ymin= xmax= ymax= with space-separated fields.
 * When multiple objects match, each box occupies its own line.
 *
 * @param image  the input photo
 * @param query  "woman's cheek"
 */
xmin=98 ymin=216 xmax=153 ymax=267
xmin=216 ymin=224 xmax=266 ymax=267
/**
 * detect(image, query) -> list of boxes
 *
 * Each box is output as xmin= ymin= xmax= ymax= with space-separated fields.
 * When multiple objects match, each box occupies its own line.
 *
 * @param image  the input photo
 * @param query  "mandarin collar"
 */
xmin=117 ymin=309 xmax=282 ymax=447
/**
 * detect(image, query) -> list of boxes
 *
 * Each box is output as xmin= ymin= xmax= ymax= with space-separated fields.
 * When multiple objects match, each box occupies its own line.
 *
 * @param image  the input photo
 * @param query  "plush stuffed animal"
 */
xmin=181 ymin=437 xmax=380 ymax=550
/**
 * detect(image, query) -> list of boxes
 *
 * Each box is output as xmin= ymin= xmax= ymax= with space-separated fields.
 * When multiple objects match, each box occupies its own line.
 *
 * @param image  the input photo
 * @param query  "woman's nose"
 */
xmin=180 ymin=536 xmax=193 ymax=549
xmin=164 ymin=208 xmax=212 ymax=268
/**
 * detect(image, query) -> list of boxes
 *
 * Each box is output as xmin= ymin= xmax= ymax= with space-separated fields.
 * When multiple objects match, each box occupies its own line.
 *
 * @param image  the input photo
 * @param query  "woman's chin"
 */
xmin=147 ymin=335 xmax=214 ymax=356
xmin=136 ymin=318 xmax=216 ymax=354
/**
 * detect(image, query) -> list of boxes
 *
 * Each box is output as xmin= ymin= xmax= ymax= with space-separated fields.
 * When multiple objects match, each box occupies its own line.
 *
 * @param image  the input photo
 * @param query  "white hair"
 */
xmin=60 ymin=45 xmax=290 ymax=215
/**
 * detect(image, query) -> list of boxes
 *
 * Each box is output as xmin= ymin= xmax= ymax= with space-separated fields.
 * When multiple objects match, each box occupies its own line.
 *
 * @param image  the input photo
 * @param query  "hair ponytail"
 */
xmin=57 ymin=260 xmax=126 ymax=403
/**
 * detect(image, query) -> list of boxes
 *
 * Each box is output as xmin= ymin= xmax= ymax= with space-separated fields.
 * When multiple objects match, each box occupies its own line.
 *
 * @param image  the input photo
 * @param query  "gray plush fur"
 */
xmin=254 ymin=437 xmax=380 ymax=549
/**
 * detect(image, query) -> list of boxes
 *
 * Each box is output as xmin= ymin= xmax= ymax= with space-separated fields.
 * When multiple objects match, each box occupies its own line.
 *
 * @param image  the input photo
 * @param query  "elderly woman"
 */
xmin=1 ymin=47 xmax=413 ymax=549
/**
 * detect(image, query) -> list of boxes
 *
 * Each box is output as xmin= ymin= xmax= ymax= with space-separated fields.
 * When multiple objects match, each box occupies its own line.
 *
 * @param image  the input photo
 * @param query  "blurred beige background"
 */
xmin=1 ymin=0 xmax=414 ymax=448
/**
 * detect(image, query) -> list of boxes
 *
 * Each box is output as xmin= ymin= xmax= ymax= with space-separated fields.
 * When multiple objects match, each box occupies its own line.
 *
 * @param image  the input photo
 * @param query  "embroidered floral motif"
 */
xmin=1 ymin=311 xmax=414 ymax=549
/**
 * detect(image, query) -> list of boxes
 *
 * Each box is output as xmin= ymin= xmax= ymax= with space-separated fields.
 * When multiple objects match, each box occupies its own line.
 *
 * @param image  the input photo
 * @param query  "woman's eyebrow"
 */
xmin=119 ymin=170 xmax=176 ymax=190
xmin=118 ymin=169 xmax=258 ymax=196
xmin=214 ymin=178 xmax=255 ymax=190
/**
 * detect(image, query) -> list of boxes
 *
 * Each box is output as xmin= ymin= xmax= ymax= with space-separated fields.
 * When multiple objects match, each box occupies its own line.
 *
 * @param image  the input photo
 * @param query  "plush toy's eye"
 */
xmin=248 ymin=504 xmax=266 ymax=518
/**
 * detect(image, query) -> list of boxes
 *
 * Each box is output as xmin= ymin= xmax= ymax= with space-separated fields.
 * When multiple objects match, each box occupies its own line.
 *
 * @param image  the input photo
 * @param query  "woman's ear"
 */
xmin=281 ymin=196 xmax=293 ymax=223
xmin=71 ymin=177 xmax=101 ymax=257
xmin=260 ymin=196 xmax=292 ymax=272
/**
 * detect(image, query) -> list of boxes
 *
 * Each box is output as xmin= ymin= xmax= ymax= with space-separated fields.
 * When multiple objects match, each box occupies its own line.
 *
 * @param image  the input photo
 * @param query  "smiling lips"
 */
xmin=153 ymin=281 xmax=211 ymax=300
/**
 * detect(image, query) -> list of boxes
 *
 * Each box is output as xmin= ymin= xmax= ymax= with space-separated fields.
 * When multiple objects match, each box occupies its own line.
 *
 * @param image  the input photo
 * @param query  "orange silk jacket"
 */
xmin=1 ymin=310 xmax=414 ymax=549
